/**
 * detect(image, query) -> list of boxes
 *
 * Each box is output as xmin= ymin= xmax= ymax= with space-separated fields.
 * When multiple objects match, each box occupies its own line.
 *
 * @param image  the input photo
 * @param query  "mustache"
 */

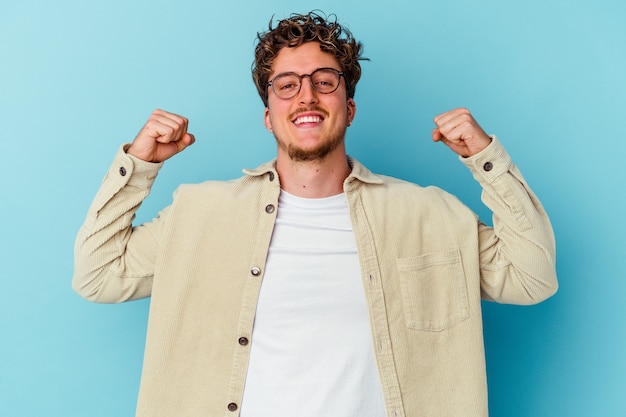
xmin=288 ymin=107 xmax=329 ymax=120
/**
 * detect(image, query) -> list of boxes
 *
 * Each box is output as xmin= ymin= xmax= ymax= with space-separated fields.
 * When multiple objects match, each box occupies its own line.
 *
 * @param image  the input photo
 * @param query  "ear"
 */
xmin=264 ymin=107 xmax=273 ymax=132
xmin=346 ymin=98 xmax=356 ymax=126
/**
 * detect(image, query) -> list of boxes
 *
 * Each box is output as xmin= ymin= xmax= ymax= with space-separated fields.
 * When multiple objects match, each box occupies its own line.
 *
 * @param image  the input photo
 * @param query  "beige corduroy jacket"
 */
xmin=73 ymin=136 xmax=558 ymax=417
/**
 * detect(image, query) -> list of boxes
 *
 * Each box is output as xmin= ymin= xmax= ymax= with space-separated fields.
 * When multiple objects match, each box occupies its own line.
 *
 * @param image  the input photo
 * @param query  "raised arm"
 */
xmin=433 ymin=108 xmax=558 ymax=304
xmin=72 ymin=110 xmax=194 ymax=303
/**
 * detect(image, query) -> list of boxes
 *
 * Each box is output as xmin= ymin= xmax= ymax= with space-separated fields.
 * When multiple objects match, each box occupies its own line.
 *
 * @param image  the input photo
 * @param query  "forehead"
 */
xmin=271 ymin=42 xmax=341 ymax=76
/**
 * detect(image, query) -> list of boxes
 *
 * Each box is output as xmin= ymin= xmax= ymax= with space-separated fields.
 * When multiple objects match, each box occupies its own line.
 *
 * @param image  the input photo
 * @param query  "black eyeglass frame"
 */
xmin=266 ymin=67 xmax=346 ymax=101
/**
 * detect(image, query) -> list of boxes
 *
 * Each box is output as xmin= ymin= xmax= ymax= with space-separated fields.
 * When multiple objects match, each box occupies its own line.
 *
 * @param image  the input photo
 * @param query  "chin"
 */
xmin=287 ymin=141 xmax=341 ymax=162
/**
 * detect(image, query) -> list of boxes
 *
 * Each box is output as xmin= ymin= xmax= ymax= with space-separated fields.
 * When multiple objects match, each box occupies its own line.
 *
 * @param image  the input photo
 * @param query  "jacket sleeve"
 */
xmin=461 ymin=136 xmax=558 ymax=305
xmin=72 ymin=144 xmax=166 ymax=303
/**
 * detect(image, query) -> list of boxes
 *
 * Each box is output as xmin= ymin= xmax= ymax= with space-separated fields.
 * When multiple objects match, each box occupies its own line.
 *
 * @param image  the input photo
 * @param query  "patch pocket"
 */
xmin=397 ymin=250 xmax=469 ymax=332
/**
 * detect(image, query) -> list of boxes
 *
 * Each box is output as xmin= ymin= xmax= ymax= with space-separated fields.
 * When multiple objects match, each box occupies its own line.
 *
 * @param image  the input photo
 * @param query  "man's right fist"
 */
xmin=128 ymin=109 xmax=195 ymax=162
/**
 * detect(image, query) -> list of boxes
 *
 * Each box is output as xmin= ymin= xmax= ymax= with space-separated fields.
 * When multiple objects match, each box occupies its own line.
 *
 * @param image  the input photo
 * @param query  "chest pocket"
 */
xmin=397 ymin=249 xmax=469 ymax=332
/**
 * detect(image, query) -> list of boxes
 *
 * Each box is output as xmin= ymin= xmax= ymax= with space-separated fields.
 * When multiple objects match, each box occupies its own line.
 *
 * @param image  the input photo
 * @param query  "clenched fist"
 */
xmin=432 ymin=108 xmax=491 ymax=157
xmin=128 ymin=109 xmax=195 ymax=162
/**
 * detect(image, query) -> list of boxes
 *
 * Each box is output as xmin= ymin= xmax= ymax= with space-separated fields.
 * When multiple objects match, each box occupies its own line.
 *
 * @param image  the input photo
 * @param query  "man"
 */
xmin=73 ymin=11 xmax=558 ymax=417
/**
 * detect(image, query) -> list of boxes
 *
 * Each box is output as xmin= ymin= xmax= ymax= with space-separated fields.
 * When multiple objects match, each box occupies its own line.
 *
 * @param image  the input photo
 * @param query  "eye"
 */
xmin=312 ymin=69 xmax=339 ymax=91
xmin=278 ymin=82 xmax=297 ymax=91
xmin=314 ymin=75 xmax=335 ymax=86
xmin=273 ymin=74 xmax=300 ymax=92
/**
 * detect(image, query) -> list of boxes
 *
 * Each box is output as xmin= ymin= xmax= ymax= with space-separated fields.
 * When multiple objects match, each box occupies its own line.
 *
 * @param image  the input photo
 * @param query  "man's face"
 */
xmin=264 ymin=42 xmax=356 ymax=163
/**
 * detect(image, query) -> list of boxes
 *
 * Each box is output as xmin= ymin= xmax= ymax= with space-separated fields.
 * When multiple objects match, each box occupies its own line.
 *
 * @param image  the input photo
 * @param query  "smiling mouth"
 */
xmin=293 ymin=115 xmax=323 ymax=125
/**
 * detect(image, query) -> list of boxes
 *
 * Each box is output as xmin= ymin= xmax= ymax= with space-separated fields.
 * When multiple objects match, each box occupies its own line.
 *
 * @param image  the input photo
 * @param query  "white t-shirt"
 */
xmin=240 ymin=190 xmax=386 ymax=417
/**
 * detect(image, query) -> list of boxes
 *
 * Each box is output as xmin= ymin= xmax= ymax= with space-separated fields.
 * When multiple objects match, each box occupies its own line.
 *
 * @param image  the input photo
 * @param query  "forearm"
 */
xmin=462 ymin=136 xmax=558 ymax=304
xmin=73 ymin=144 xmax=164 ymax=303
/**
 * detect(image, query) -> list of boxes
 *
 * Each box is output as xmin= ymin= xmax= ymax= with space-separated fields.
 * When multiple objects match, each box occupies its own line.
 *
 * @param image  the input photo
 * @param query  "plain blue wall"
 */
xmin=1 ymin=0 xmax=625 ymax=416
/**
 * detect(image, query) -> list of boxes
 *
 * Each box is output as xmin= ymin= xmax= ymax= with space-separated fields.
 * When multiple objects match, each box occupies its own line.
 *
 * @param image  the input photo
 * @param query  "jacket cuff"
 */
xmin=104 ymin=143 xmax=163 ymax=188
xmin=459 ymin=135 xmax=513 ymax=184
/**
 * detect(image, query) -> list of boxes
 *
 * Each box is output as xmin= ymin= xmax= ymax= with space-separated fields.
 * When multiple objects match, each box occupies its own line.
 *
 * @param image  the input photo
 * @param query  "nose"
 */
xmin=297 ymin=75 xmax=319 ymax=105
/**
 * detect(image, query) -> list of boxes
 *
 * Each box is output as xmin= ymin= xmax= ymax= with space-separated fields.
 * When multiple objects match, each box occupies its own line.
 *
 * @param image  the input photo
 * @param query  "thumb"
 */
xmin=432 ymin=127 xmax=443 ymax=142
xmin=176 ymin=133 xmax=196 ymax=153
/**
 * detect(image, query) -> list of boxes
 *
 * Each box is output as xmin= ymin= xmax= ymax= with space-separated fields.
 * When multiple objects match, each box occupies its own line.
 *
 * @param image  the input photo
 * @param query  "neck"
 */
xmin=276 ymin=151 xmax=351 ymax=198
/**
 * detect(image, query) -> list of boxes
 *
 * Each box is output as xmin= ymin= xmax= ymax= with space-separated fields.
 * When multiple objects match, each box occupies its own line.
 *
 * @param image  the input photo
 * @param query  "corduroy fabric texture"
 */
xmin=73 ymin=136 xmax=557 ymax=417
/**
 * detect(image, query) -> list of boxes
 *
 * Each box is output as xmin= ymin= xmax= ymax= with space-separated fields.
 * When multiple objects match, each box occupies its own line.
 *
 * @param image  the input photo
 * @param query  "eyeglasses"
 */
xmin=266 ymin=67 xmax=345 ymax=100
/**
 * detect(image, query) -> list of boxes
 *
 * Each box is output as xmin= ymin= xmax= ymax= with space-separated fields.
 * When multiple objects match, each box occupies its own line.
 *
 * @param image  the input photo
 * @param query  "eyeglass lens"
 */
xmin=272 ymin=68 xmax=341 ymax=99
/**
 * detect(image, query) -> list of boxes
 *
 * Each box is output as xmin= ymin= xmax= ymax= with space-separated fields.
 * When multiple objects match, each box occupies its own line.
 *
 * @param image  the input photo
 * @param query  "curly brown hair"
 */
xmin=252 ymin=11 xmax=366 ymax=107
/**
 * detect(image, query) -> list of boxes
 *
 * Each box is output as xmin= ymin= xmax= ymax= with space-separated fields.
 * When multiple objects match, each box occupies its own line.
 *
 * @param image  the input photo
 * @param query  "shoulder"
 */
xmin=360 ymin=174 xmax=475 ymax=219
xmin=377 ymin=173 xmax=457 ymax=198
xmin=348 ymin=157 xmax=468 ymax=209
xmin=173 ymin=175 xmax=259 ymax=202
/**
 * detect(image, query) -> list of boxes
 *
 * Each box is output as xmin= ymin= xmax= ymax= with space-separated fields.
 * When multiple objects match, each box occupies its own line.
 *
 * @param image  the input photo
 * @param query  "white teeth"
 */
xmin=294 ymin=115 xmax=322 ymax=125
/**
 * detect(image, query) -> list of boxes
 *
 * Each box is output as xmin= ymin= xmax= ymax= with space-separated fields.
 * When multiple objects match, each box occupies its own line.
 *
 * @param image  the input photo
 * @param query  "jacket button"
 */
xmin=119 ymin=167 xmax=127 ymax=176
xmin=268 ymin=172 xmax=275 ymax=181
xmin=228 ymin=403 xmax=238 ymax=412
xmin=238 ymin=337 xmax=249 ymax=346
xmin=251 ymin=267 xmax=261 ymax=276
xmin=265 ymin=204 xmax=275 ymax=213
xmin=483 ymin=162 xmax=493 ymax=172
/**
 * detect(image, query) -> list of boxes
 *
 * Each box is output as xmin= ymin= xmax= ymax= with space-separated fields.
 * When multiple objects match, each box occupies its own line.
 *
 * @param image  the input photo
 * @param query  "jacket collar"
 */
xmin=242 ymin=156 xmax=383 ymax=186
xmin=345 ymin=156 xmax=384 ymax=185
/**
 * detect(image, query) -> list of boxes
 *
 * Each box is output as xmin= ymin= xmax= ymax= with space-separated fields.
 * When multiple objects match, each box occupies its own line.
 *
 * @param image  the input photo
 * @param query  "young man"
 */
xmin=73 ymin=11 xmax=557 ymax=417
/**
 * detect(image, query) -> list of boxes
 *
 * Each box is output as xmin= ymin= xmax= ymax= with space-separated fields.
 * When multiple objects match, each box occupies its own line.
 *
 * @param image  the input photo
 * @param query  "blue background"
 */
xmin=1 ymin=0 xmax=625 ymax=416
